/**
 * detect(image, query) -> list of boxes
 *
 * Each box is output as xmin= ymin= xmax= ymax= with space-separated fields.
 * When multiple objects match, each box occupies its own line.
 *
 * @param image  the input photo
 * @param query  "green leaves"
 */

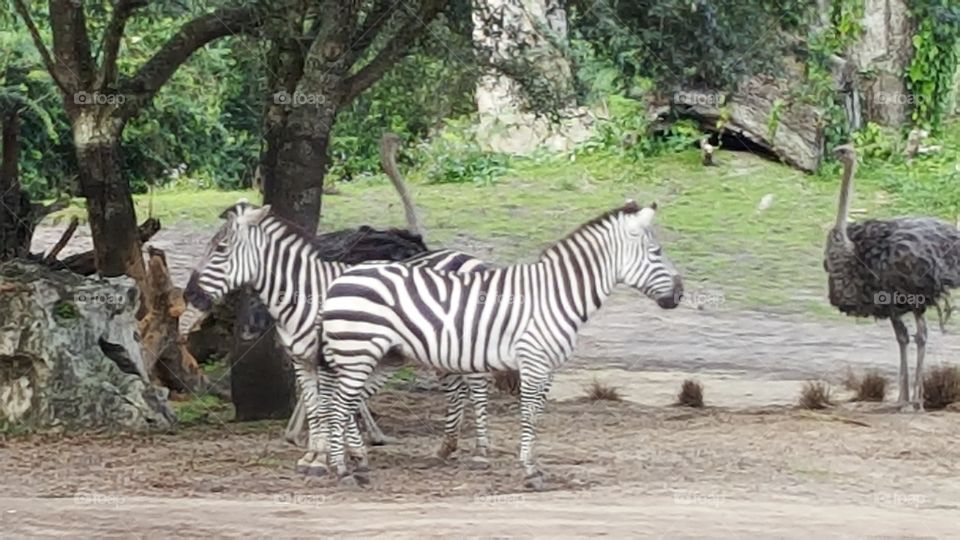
xmin=905 ymin=1 xmax=960 ymax=131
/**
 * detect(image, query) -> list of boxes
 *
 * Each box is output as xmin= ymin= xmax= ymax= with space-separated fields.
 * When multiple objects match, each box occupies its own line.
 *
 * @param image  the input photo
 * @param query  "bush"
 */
xmin=676 ymin=379 xmax=704 ymax=408
xmin=854 ymin=370 xmax=888 ymax=402
xmin=799 ymin=381 xmax=834 ymax=410
xmin=584 ymin=379 xmax=622 ymax=401
xmin=923 ymin=365 xmax=960 ymax=410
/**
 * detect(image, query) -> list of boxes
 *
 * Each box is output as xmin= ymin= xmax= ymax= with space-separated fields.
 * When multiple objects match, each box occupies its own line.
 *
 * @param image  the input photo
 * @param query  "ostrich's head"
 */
xmin=833 ymin=143 xmax=857 ymax=166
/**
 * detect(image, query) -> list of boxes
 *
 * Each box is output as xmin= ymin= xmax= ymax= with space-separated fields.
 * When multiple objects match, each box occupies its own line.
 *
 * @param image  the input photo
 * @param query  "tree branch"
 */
xmin=42 ymin=216 xmax=79 ymax=264
xmin=117 ymin=4 xmax=264 ymax=120
xmin=96 ymin=0 xmax=149 ymax=90
xmin=11 ymin=0 xmax=70 ymax=94
xmin=49 ymin=0 xmax=96 ymax=93
xmin=340 ymin=0 xmax=448 ymax=105
xmin=345 ymin=0 xmax=395 ymax=66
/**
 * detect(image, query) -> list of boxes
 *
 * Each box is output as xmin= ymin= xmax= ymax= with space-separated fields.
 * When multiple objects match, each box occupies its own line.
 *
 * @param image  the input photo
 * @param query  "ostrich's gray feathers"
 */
xmin=825 ymin=217 xmax=960 ymax=320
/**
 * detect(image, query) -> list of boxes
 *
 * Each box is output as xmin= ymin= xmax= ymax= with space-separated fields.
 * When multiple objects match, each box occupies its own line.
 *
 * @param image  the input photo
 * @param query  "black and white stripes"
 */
xmin=180 ymin=201 xmax=496 ymax=475
xmin=320 ymin=201 xmax=683 ymax=487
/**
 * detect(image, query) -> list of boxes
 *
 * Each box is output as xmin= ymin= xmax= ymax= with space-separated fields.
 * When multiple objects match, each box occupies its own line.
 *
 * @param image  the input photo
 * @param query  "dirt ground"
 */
xmin=7 ymin=223 xmax=959 ymax=537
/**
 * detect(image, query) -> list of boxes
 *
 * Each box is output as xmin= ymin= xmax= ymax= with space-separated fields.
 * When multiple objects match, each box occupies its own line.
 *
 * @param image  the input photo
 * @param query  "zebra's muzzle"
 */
xmin=656 ymin=275 xmax=683 ymax=309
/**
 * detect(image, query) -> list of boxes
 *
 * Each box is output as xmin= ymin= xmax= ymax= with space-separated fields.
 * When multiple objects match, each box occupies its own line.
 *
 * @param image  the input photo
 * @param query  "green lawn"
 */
xmin=45 ymin=122 xmax=960 ymax=318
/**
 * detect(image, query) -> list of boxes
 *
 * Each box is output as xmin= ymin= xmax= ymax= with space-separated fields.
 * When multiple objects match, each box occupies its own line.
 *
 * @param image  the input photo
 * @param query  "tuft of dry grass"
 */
xmin=841 ymin=368 xmax=860 ymax=392
xmin=854 ymin=370 xmax=887 ymax=402
xmin=584 ymin=379 xmax=623 ymax=402
xmin=676 ymin=379 xmax=704 ymax=408
xmin=799 ymin=381 xmax=834 ymax=410
xmin=923 ymin=365 xmax=960 ymax=410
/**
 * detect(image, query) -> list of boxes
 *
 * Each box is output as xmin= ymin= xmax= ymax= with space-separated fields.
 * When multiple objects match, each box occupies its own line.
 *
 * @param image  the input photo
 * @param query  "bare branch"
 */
xmin=96 ymin=0 xmax=149 ymax=90
xmin=43 ymin=216 xmax=79 ymax=264
xmin=11 ymin=0 xmax=70 ymax=94
xmin=341 ymin=0 xmax=447 ymax=105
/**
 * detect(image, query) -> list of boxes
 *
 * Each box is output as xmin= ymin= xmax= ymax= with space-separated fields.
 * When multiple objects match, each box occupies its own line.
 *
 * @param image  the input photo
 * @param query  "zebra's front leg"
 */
xmin=437 ymin=373 xmax=468 ymax=459
xmin=292 ymin=357 xmax=328 ymax=477
xmin=464 ymin=374 xmax=492 ymax=468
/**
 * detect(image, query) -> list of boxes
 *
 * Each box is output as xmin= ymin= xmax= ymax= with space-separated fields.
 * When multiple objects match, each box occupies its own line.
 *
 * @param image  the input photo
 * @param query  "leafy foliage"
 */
xmin=416 ymin=122 xmax=509 ymax=186
xmin=906 ymin=0 xmax=960 ymax=131
xmin=569 ymin=0 xmax=811 ymax=93
xmin=327 ymin=15 xmax=477 ymax=182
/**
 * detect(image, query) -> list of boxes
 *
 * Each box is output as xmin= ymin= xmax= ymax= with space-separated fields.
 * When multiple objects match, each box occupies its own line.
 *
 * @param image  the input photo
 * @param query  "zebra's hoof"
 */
xmin=523 ymin=471 xmax=545 ymax=491
xmin=467 ymin=455 xmax=490 ymax=470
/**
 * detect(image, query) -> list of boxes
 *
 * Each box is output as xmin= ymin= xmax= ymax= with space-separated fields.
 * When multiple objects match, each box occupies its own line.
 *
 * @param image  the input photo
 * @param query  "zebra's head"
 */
xmin=615 ymin=201 xmax=683 ymax=309
xmin=179 ymin=200 xmax=271 ymax=335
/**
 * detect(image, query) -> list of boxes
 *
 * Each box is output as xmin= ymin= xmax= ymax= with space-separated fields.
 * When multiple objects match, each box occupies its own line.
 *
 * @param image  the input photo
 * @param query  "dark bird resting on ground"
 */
xmin=823 ymin=143 xmax=960 ymax=411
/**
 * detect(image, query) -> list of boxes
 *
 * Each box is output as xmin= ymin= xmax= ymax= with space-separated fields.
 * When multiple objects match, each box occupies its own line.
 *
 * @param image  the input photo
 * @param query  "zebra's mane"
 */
xmin=540 ymin=201 xmax=642 ymax=257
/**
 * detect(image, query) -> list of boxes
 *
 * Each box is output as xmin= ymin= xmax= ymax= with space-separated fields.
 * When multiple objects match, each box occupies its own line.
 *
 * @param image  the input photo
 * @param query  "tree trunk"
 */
xmin=0 ymin=108 xmax=31 ymax=261
xmin=230 ymin=294 xmax=296 ymax=421
xmin=72 ymin=112 xmax=144 ymax=280
xmin=228 ymin=7 xmax=312 ymax=420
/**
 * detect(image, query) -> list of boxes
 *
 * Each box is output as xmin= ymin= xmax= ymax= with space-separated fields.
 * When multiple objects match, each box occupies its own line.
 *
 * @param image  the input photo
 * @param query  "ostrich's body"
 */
xmin=824 ymin=144 xmax=960 ymax=410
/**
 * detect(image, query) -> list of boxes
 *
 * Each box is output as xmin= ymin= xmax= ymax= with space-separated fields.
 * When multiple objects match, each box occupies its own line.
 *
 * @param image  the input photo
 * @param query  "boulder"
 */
xmin=0 ymin=261 xmax=174 ymax=431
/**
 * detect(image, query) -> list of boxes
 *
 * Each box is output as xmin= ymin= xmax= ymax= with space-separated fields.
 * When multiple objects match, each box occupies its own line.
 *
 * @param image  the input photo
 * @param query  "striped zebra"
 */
xmin=320 ymin=201 xmax=683 ymax=488
xmin=179 ymin=202 xmax=499 ymax=476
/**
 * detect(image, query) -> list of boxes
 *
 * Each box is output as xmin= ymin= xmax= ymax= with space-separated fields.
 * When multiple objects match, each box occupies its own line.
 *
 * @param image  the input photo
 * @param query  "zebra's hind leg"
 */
xmin=464 ymin=374 xmax=492 ymax=468
xmin=292 ymin=358 xmax=328 ymax=477
xmin=327 ymin=365 xmax=376 ymax=485
xmin=437 ymin=374 xmax=468 ymax=460
xmin=517 ymin=365 xmax=551 ymax=491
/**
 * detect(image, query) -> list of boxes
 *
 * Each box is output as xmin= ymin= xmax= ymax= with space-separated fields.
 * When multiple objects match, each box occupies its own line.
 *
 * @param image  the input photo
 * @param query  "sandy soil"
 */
xmin=10 ymin=223 xmax=959 ymax=537
xmin=2 ymin=390 xmax=960 ymax=537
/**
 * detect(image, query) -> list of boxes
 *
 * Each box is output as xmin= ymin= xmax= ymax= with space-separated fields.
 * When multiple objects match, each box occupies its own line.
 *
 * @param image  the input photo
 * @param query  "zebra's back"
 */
xmin=322 ymin=262 xmax=533 ymax=373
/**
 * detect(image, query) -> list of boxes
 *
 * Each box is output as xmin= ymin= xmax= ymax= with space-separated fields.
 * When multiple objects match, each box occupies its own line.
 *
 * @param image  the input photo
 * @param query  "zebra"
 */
xmin=320 ymin=201 xmax=683 ymax=489
xmin=179 ymin=201 xmax=498 ymax=476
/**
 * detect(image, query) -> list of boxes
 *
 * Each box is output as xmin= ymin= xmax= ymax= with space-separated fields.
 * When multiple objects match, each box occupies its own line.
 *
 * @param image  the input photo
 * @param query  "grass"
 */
xmin=923 ymin=365 xmax=960 ymax=411
xmin=584 ymin=379 xmax=623 ymax=401
xmin=845 ymin=369 xmax=888 ymax=402
xmin=171 ymin=394 xmax=234 ymax=425
xmin=676 ymin=379 xmax=704 ymax=408
xmin=41 ymin=122 xmax=960 ymax=318
xmin=799 ymin=381 xmax=834 ymax=410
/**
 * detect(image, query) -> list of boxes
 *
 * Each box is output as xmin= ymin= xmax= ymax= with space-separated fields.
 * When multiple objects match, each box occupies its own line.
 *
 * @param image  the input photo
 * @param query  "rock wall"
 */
xmin=849 ymin=0 xmax=914 ymax=126
xmin=472 ymin=0 xmax=592 ymax=154
xmin=0 ymin=262 xmax=174 ymax=431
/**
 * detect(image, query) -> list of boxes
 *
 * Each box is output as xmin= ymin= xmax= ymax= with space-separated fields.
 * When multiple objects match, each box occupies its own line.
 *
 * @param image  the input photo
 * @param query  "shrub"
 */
xmin=923 ymin=365 xmax=960 ymax=410
xmin=584 ymin=379 xmax=623 ymax=401
xmin=676 ymin=379 xmax=704 ymax=408
xmin=799 ymin=381 xmax=834 ymax=410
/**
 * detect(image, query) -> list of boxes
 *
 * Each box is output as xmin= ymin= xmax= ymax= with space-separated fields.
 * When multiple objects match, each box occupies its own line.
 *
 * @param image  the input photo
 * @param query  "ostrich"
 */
xmin=824 ymin=143 xmax=960 ymax=411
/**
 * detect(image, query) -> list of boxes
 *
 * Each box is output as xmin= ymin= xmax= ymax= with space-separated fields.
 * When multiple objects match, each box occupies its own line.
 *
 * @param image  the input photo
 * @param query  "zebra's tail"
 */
xmin=380 ymin=132 xmax=425 ymax=240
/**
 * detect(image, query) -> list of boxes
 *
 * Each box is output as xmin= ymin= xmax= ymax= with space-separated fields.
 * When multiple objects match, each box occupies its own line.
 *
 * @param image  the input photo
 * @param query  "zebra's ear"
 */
xmin=636 ymin=206 xmax=656 ymax=228
xmin=236 ymin=205 xmax=270 ymax=225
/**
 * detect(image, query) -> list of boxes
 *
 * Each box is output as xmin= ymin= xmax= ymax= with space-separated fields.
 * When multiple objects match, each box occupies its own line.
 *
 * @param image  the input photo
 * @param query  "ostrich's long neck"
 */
xmin=835 ymin=158 xmax=856 ymax=242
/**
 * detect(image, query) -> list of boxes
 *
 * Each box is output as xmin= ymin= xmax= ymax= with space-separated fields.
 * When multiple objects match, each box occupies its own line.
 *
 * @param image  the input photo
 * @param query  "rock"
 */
xmin=0 ymin=261 xmax=175 ymax=431
xmin=671 ymin=74 xmax=825 ymax=172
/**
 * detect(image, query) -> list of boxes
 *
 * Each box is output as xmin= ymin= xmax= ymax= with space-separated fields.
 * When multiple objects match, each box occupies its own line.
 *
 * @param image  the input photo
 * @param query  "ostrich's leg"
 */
xmin=891 ymin=316 xmax=911 ymax=406
xmin=913 ymin=312 xmax=927 ymax=412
